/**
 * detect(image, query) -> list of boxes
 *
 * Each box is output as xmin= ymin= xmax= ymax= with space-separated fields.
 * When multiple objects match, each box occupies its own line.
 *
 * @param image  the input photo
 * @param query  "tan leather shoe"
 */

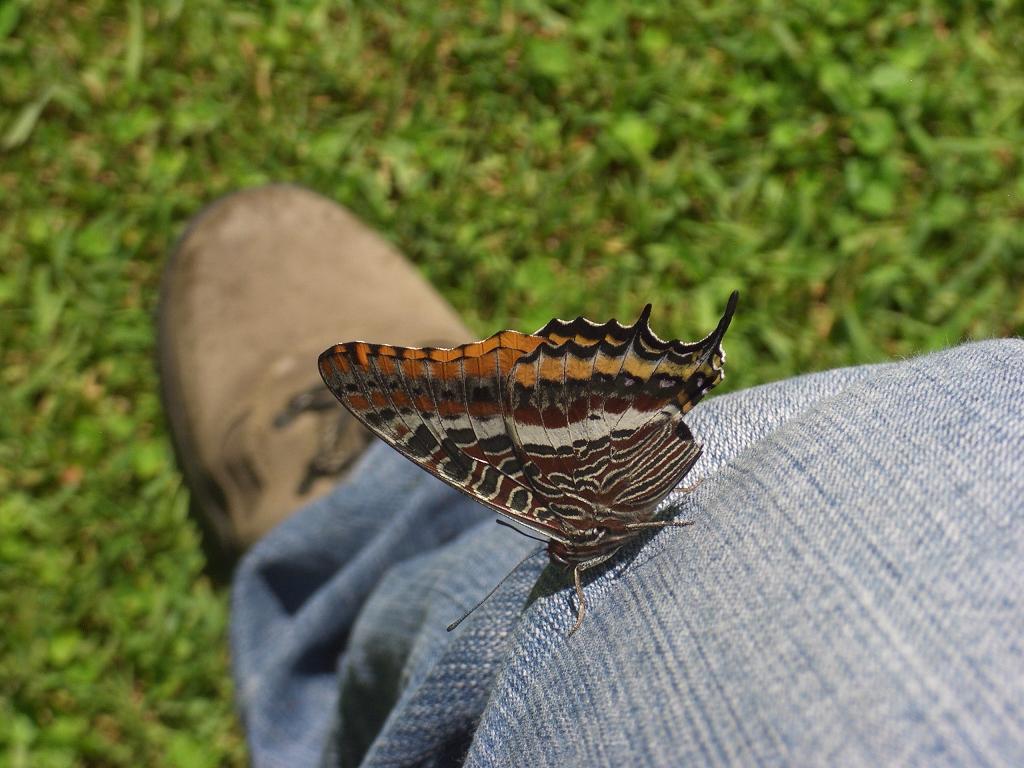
xmin=158 ymin=185 xmax=471 ymax=576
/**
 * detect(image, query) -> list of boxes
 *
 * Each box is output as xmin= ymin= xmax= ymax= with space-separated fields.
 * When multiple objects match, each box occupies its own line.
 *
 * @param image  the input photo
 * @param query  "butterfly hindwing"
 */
xmin=504 ymin=292 xmax=737 ymax=523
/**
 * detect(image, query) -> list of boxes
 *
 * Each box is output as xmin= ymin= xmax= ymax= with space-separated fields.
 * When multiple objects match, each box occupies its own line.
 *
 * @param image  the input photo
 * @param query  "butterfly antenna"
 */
xmin=446 ymin=545 xmax=546 ymax=632
xmin=494 ymin=518 xmax=548 ymax=543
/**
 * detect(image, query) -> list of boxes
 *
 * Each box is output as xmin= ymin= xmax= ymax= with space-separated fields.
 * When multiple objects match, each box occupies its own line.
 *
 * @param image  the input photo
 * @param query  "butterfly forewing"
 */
xmin=319 ymin=335 xmax=573 ymax=539
xmin=500 ymin=295 xmax=737 ymax=524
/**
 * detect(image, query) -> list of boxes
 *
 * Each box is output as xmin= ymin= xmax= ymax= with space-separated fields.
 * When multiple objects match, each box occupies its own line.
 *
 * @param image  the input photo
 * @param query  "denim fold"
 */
xmin=232 ymin=340 xmax=1024 ymax=767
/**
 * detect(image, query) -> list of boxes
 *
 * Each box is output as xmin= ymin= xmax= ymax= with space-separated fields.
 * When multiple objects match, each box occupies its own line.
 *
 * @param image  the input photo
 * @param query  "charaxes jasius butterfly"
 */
xmin=318 ymin=291 xmax=738 ymax=633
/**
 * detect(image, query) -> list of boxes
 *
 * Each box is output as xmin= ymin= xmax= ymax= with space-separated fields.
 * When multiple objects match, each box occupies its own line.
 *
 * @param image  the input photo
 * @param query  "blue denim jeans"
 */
xmin=231 ymin=340 xmax=1024 ymax=767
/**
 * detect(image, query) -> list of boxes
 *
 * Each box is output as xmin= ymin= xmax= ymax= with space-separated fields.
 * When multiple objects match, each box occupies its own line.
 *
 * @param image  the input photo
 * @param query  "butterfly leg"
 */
xmin=678 ymin=476 xmax=705 ymax=494
xmin=569 ymin=550 xmax=619 ymax=636
xmin=625 ymin=519 xmax=695 ymax=530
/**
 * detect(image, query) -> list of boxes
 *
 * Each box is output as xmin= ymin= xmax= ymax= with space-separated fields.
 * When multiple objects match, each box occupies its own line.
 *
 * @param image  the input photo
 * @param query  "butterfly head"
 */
xmin=546 ymin=522 xmax=634 ymax=565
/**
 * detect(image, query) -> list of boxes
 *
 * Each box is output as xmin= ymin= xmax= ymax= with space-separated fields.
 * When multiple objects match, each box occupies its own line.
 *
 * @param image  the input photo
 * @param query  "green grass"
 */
xmin=2 ymin=0 xmax=1022 ymax=764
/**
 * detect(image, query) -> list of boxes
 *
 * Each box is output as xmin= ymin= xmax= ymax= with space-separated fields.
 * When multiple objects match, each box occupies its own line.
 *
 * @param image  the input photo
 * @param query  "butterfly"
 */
xmin=318 ymin=290 xmax=738 ymax=633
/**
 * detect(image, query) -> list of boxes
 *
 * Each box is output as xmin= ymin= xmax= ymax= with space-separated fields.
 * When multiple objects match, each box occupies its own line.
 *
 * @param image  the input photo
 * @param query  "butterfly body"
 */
xmin=319 ymin=291 xmax=738 ymax=632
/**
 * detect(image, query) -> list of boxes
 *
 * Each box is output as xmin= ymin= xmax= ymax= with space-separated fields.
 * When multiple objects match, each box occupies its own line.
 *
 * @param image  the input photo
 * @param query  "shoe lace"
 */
xmin=274 ymin=384 xmax=370 ymax=495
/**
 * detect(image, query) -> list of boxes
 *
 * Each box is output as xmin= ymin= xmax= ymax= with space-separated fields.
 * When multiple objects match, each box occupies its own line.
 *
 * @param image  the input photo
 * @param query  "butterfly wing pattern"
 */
xmin=318 ymin=290 xmax=738 ymax=632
